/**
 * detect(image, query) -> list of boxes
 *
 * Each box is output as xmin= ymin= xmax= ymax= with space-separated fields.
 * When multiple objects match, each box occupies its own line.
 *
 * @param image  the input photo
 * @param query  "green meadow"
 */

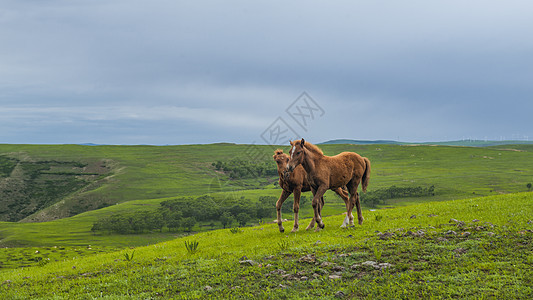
xmin=1 ymin=143 xmax=533 ymax=298
xmin=1 ymin=192 xmax=532 ymax=298
xmin=1 ymin=143 xmax=532 ymax=247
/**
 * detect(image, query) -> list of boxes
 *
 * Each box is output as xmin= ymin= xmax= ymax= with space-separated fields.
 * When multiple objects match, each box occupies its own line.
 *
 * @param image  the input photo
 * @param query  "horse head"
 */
xmin=286 ymin=138 xmax=306 ymax=173
xmin=273 ymin=149 xmax=289 ymax=168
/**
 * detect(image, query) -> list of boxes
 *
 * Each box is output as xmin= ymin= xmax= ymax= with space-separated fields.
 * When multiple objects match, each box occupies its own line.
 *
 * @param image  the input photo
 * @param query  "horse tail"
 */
xmin=362 ymin=157 xmax=371 ymax=193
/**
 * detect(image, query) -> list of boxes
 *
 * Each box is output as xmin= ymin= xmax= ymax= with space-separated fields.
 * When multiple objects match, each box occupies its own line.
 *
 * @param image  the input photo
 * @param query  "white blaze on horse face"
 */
xmin=290 ymin=146 xmax=295 ymax=159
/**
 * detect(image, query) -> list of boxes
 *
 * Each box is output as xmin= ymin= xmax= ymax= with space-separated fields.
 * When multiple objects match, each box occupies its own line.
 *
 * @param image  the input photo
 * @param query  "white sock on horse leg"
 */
xmin=341 ymin=215 xmax=349 ymax=227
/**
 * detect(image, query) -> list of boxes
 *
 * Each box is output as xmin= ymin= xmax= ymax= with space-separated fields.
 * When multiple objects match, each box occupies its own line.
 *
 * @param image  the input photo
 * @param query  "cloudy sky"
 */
xmin=1 ymin=1 xmax=532 ymax=145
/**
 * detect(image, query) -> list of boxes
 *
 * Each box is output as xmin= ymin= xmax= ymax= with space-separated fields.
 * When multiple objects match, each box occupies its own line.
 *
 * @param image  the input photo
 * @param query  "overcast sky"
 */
xmin=1 ymin=1 xmax=532 ymax=145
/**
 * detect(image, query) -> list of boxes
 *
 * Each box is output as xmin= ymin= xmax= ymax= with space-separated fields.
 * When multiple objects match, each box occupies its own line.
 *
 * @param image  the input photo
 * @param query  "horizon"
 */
xmin=2 ymin=137 xmax=532 ymax=147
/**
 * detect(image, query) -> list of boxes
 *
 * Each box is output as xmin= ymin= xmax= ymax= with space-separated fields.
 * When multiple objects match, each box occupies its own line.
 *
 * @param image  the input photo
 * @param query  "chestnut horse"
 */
xmin=273 ymin=149 xmax=350 ymax=232
xmin=286 ymin=139 xmax=370 ymax=230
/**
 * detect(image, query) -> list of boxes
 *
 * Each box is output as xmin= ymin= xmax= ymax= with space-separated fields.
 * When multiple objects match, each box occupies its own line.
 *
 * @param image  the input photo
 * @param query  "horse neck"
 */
xmin=276 ymin=163 xmax=286 ymax=176
xmin=301 ymin=148 xmax=318 ymax=173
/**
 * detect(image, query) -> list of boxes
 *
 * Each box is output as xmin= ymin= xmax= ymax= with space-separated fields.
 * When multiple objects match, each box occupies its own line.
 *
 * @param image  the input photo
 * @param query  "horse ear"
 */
xmin=301 ymin=138 xmax=305 ymax=146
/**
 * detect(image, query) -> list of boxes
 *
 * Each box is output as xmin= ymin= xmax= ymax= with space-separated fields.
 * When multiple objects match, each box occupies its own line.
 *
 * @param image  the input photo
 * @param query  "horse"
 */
xmin=286 ymin=139 xmax=370 ymax=230
xmin=273 ymin=149 xmax=350 ymax=232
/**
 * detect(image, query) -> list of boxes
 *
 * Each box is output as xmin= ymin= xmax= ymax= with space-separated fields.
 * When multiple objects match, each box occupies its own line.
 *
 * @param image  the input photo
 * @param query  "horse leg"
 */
xmin=334 ymin=187 xmax=351 ymax=228
xmin=306 ymin=196 xmax=325 ymax=230
xmin=319 ymin=196 xmax=325 ymax=218
xmin=276 ymin=190 xmax=292 ymax=233
xmin=348 ymin=180 xmax=365 ymax=225
xmin=354 ymin=187 xmax=364 ymax=225
xmin=306 ymin=217 xmax=316 ymax=230
xmin=291 ymin=187 xmax=302 ymax=232
xmin=346 ymin=181 xmax=358 ymax=226
xmin=306 ymin=187 xmax=317 ymax=230
xmin=312 ymin=186 xmax=328 ymax=231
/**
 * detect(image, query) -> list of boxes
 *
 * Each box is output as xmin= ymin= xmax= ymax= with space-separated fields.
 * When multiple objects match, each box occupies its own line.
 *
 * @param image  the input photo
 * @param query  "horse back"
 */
xmin=321 ymin=152 xmax=366 ymax=187
xmin=327 ymin=151 xmax=364 ymax=170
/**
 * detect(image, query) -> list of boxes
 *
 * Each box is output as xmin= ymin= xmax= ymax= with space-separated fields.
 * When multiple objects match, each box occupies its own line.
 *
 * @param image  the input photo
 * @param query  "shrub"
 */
xmin=123 ymin=250 xmax=135 ymax=262
xmin=184 ymin=240 xmax=199 ymax=254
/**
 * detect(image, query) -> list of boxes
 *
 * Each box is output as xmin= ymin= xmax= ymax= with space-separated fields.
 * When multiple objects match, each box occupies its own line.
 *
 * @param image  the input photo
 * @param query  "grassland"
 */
xmin=1 ymin=192 xmax=532 ymax=299
xmin=1 ymin=143 xmax=533 ymax=249
xmin=1 ymin=143 xmax=533 ymax=298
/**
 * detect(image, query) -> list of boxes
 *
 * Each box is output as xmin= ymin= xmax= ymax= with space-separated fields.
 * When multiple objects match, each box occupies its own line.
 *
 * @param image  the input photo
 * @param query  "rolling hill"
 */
xmin=1 ymin=143 xmax=533 ymax=298
xmin=1 ymin=192 xmax=532 ymax=298
xmin=0 ymin=142 xmax=532 ymax=250
xmin=1 ymin=143 xmax=533 ymax=225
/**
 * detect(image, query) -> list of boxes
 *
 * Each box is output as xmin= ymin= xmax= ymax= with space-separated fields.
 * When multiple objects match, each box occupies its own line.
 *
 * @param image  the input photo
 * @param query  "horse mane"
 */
xmin=303 ymin=141 xmax=324 ymax=156
xmin=274 ymin=149 xmax=284 ymax=155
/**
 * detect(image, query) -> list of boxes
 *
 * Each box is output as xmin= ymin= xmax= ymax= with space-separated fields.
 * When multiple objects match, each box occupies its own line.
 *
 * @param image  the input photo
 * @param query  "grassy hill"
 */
xmin=0 ymin=155 xmax=113 ymax=222
xmin=0 ymin=143 xmax=275 ymax=223
xmin=1 ymin=192 xmax=532 ymax=298
xmin=1 ymin=143 xmax=533 ymax=248
xmin=1 ymin=143 xmax=533 ymax=221
xmin=1 ymin=143 xmax=533 ymax=298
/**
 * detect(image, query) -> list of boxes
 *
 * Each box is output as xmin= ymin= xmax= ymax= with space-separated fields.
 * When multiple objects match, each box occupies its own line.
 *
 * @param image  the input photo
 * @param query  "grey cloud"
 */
xmin=1 ymin=1 xmax=532 ymax=144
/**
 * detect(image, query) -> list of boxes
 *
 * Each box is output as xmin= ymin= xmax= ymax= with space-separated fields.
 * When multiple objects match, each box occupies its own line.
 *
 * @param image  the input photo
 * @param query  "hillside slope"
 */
xmin=1 ymin=143 xmax=533 ymax=222
xmin=1 ymin=192 xmax=532 ymax=299
xmin=0 ymin=144 xmax=269 ymax=222
xmin=0 ymin=154 xmax=113 ymax=222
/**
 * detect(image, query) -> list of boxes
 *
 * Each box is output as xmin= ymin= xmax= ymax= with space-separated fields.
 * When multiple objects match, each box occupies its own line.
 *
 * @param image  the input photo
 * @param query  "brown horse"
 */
xmin=273 ymin=149 xmax=350 ymax=232
xmin=286 ymin=139 xmax=370 ymax=230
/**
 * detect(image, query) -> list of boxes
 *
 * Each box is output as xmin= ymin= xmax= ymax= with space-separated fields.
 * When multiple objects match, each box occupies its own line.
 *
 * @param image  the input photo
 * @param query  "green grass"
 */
xmin=1 ymin=192 xmax=532 ymax=298
xmin=1 ymin=143 xmax=532 ymax=298
xmin=0 ymin=144 xmax=268 ymax=222
xmin=0 ymin=245 xmax=122 ymax=269
xmin=1 ymin=143 xmax=533 ymax=248
xmin=2 ymin=143 xmax=533 ymax=217
xmin=0 ymin=196 xmax=186 ymax=248
xmin=0 ymin=189 xmax=344 ymax=251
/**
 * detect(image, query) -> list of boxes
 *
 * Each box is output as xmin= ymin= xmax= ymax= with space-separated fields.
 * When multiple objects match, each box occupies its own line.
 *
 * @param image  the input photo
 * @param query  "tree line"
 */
xmin=91 ymin=184 xmax=434 ymax=234
xmin=91 ymin=195 xmax=293 ymax=234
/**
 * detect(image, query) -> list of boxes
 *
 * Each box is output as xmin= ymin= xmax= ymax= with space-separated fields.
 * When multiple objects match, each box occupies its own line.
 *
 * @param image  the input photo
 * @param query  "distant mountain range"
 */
xmin=320 ymin=139 xmax=533 ymax=147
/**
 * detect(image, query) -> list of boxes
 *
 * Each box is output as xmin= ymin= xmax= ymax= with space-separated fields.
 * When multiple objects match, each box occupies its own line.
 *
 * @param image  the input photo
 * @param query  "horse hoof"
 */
xmin=291 ymin=228 xmax=298 ymax=233
xmin=318 ymin=223 xmax=325 ymax=229
xmin=279 ymin=227 xmax=285 ymax=233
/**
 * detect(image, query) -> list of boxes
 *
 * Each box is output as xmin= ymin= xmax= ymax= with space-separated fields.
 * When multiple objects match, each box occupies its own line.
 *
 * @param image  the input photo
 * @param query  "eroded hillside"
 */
xmin=0 ymin=154 xmax=115 ymax=222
